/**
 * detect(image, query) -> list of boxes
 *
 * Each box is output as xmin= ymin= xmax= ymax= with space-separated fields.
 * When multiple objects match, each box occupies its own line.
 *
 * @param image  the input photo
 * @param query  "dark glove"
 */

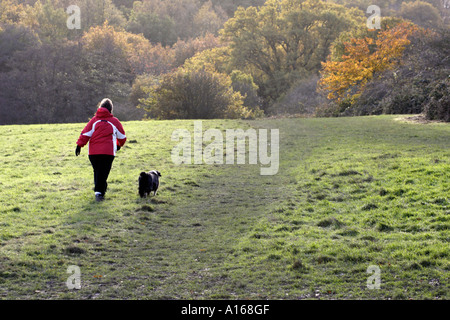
xmin=75 ymin=145 xmax=81 ymax=156
xmin=117 ymin=145 xmax=121 ymax=151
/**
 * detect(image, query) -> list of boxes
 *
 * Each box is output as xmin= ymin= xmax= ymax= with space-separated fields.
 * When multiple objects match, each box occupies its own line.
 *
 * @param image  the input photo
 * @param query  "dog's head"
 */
xmin=149 ymin=170 xmax=161 ymax=177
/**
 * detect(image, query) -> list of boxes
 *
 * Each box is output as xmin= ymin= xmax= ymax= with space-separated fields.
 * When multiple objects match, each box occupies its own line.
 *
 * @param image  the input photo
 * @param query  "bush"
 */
xmin=346 ymin=73 xmax=391 ymax=116
xmin=423 ymin=79 xmax=450 ymax=122
xmin=140 ymin=69 xmax=254 ymax=119
xmin=381 ymin=84 xmax=427 ymax=114
xmin=269 ymin=75 xmax=326 ymax=116
xmin=314 ymin=95 xmax=359 ymax=118
xmin=314 ymin=101 xmax=344 ymax=118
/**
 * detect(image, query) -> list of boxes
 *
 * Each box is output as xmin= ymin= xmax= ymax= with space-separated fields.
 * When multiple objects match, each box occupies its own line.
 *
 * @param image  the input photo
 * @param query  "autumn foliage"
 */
xmin=318 ymin=22 xmax=425 ymax=102
xmin=0 ymin=0 xmax=447 ymax=123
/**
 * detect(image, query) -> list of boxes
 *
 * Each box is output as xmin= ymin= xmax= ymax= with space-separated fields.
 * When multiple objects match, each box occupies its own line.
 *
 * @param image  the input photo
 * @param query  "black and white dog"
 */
xmin=139 ymin=170 xmax=161 ymax=198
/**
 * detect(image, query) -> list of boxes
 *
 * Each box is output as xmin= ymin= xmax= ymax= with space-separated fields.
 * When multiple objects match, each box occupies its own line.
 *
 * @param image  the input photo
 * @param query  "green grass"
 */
xmin=0 ymin=115 xmax=448 ymax=299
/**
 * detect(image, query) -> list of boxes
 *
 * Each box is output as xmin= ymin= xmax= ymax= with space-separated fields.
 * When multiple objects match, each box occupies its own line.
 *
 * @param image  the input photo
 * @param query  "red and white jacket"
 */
xmin=76 ymin=107 xmax=126 ymax=156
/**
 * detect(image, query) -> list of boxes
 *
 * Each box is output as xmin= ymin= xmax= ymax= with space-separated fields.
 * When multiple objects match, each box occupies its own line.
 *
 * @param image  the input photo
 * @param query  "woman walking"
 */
xmin=75 ymin=98 xmax=127 ymax=202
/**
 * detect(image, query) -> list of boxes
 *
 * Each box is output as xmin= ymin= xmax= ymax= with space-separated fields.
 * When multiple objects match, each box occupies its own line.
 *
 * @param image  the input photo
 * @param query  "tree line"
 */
xmin=0 ymin=0 xmax=448 ymax=124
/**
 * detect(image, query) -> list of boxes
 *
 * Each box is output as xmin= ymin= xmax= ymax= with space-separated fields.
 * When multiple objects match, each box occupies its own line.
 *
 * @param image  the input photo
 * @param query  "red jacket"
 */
xmin=77 ymin=107 xmax=126 ymax=156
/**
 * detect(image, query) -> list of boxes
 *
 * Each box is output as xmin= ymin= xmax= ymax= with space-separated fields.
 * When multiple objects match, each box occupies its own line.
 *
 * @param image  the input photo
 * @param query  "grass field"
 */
xmin=0 ymin=115 xmax=448 ymax=300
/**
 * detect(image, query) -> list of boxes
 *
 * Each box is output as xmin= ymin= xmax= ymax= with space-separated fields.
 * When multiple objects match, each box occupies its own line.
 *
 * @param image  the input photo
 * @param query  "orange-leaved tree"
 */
xmin=318 ymin=22 xmax=424 ymax=102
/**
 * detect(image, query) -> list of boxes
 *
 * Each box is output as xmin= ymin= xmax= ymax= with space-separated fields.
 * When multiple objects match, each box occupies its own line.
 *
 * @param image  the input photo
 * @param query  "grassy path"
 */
xmin=0 ymin=120 xmax=290 ymax=299
xmin=0 ymin=116 xmax=448 ymax=299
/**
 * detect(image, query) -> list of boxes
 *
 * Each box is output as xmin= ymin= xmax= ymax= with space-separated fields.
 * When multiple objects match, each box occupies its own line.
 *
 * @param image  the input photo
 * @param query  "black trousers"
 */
xmin=89 ymin=155 xmax=115 ymax=196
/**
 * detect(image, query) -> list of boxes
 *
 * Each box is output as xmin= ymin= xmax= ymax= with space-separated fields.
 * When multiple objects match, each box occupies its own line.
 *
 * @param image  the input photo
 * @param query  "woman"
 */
xmin=75 ymin=98 xmax=127 ymax=202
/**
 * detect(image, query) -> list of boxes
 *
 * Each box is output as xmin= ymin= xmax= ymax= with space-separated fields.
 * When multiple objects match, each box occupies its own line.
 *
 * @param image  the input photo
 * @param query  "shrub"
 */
xmin=423 ymin=79 xmax=450 ymax=122
xmin=140 ymin=69 xmax=252 ymax=119
xmin=346 ymin=73 xmax=391 ymax=116
xmin=269 ymin=75 xmax=326 ymax=116
xmin=314 ymin=101 xmax=343 ymax=118
xmin=381 ymin=85 xmax=427 ymax=114
xmin=314 ymin=95 xmax=358 ymax=118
